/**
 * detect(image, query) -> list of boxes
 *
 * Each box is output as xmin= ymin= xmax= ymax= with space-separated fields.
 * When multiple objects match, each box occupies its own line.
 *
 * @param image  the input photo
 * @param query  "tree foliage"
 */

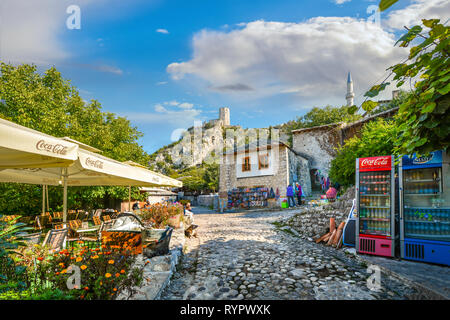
xmin=170 ymin=162 xmax=219 ymax=194
xmin=281 ymin=105 xmax=362 ymax=144
xmin=0 ymin=63 xmax=149 ymax=214
xmin=329 ymin=119 xmax=398 ymax=187
xmin=362 ymin=17 xmax=449 ymax=155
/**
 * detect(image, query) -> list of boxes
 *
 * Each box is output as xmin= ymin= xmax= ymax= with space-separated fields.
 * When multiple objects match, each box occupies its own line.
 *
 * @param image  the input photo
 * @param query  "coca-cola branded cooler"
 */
xmin=355 ymin=155 xmax=396 ymax=257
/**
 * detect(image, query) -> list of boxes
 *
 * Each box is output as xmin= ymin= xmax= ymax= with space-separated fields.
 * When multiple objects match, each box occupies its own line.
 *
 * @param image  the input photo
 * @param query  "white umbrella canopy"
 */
xmin=0 ymin=118 xmax=79 ymax=168
xmin=0 ymin=148 xmax=181 ymax=187
xmin=0 ymin=118 xmax=182 ymax=222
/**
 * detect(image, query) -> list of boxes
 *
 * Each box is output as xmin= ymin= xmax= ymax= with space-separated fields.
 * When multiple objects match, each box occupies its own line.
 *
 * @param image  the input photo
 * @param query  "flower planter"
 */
xmin=167 ymin=214 xmax=182 ymax=229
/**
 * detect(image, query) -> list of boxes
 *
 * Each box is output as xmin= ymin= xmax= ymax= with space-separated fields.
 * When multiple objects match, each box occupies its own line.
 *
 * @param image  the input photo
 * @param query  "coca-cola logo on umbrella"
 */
xmin=36 ymin=140 xmax=68 ymax=155
xmin=85 ymin=157 xmax=104 ymax=169
xmin=360 ymin=156 xmax=391 ymax=168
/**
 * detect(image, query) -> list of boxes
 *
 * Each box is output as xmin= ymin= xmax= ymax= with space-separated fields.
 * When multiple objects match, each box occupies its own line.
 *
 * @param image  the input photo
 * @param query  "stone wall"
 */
xmin=280 ymin=186 xmax=355 ymax=240
xmin=219 ymin=146 xmax=290 ymax=199
xmin=292 ymin=125 xmax=342 ymax=179
xmin=197 ymin=194 xmax=219 ymax=207
xmin=287 ymin=149 xmax=312 ymax=197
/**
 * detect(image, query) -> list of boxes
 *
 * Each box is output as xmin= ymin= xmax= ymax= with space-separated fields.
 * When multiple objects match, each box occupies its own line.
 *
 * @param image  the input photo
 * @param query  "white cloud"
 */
xmin=165 ymin=100 xmax=180 ymax=106
xmin=0 ymin=0 xmax=97 ymax=64
xmin=156 ymin=81 xmax=168 ymax=85
xmin=124 ymin=106 xmax=202 ymax=128
xmin=333 ymin=0 xmax=351 ymax=4
xmin=156 ymin=28 xmax=169 ymax=34
xmin=162 ymin=100 xmax=194 ymax=109
xmin=167 ymin=17 xmax=408 ymax=106
xmin=155 ymin=104 xmax=168 ymax=113
xmin=178 ymin=102 xmax=194 ymax=109
xmin=384 ymin=0 xmax=450 ymax=30
xmin=94 ymin=64 xmax=124 ymax=75
xmin=0 ymin=0 xmax=132 ymax=75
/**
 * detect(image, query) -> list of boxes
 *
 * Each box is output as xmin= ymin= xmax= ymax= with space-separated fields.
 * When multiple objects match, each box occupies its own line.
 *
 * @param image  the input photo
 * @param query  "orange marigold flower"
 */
xmin=115 ymin=273 xmax=120 ymax=277
xmin=108 ymin=260 xmax=114 ymax=264
xmin=84 ymin=287 xmax=89 ymax=291
xmin=61 ymin=269 xmax=67 ymax=274
xmin=120 ymin=269 xmax=125 ymax=274
xmin=59 ymin=263 xmax=65 ymax=267
xmin=81 ymin=265 xmax=87 ymax=270
xmin=76 ymin=257 xmax=82 ymax=262
xmin=105 ymin=273 xmax=112 ymax=278
xmin=91 ymin=255 xmax=99 ymax=259
xmin=56 ymin=272 xmax=60 ymax=275
xmin=37 ymin=257 xmax=44 ymax=261
xmin=113 ymin=288 xmax=117 ymax=292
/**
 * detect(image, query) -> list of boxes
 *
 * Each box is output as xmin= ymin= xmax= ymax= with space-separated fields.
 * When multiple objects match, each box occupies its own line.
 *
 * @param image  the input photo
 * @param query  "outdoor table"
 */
xmin=76 ymin=225 xmax=101 ymax=235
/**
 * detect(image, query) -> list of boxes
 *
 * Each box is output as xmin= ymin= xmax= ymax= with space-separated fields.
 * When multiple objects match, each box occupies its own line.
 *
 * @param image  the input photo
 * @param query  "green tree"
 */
xmin=0 ymin=63 xmax=149 ymax=214
xmin=329 ymin=119 xmax=398 ymax=187
xmin=282 ymin=105 xmax=362 ymax=145
xmin=363 ymin=1 xmax=449 ymax=155
xmin=368 ymin=90 xmax=412 ymax=116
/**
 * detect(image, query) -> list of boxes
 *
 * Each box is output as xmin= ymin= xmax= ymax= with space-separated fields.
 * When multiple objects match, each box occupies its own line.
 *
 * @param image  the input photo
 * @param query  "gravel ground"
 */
xmin=159 ymin=209 xmax=422 ymax=300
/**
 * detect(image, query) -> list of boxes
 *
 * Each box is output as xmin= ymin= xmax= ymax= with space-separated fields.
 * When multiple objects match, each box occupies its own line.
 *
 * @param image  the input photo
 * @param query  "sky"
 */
xmin=0 ymin=0 xmax=449 ymax=153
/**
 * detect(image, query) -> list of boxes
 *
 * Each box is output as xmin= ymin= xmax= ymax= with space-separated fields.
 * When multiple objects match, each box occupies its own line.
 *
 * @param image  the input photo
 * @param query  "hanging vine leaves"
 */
xmin=379 ymin=0 xmax=399 ymax=12
xmin=364 ymin=17 xmax=450 ymax=156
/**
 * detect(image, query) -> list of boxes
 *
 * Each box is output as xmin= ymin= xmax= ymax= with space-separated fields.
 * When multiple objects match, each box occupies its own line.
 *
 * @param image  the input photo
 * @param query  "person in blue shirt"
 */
xmin=286 ymin=184 xmax=296 ymax=207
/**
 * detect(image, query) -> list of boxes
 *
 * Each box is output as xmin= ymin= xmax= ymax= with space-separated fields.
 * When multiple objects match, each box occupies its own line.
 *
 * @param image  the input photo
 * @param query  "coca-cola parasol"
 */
xmin=0 ymin=118 xmax=182 ymax=223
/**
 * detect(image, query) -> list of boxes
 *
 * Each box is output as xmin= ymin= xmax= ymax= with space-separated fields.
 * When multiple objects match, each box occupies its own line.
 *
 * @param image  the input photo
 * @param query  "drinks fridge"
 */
xmin=355 ymin=155 xmax=396 ymax=257
xmin=399 ymin=150 xmax=450 ymax=266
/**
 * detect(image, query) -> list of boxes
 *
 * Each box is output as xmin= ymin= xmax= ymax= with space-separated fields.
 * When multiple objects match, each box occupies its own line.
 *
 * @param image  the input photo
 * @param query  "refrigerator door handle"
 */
xmin=399 ymin=187 xmax=403 ymax=220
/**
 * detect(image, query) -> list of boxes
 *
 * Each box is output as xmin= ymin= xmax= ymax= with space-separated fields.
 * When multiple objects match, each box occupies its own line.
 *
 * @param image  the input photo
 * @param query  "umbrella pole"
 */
xmin=62 ymin=169 xmax=68 ymax=249
xmin=46 ymin=185 xmax=49 ymax=212
xmin=42 ymin=185 xmax=45 ymax=215
xmin=63 ymin=168 xmax=68 ymax=225
xmin=128 ymin=186 xmax=131 ymax=211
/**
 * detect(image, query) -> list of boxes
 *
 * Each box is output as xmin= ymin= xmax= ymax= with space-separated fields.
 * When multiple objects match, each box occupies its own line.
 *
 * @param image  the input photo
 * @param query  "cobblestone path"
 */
xmin=160 ymin=210 xmax=421 ymax=300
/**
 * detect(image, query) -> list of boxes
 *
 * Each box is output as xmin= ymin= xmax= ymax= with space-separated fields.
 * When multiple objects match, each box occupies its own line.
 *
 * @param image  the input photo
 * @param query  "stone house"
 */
xmin=291 ymin=107 xmax=399 ymax=195
xmin=218 ymin=140 xmax=310 ymax=203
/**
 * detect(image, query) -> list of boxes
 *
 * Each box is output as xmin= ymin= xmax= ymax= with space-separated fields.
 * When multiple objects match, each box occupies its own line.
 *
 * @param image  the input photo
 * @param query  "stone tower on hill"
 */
xmin=219 ymin=107 xmax=230 ymax=126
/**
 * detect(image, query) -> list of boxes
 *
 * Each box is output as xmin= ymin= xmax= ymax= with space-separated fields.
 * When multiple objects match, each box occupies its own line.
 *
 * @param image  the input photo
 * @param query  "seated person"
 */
xmin=184 ymin=202 xmax=194 ymax=224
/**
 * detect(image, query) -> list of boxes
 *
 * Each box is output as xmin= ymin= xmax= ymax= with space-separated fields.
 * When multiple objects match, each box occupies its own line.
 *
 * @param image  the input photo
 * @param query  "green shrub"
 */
xmin=329 ymin=118 xmax=398 ymax=187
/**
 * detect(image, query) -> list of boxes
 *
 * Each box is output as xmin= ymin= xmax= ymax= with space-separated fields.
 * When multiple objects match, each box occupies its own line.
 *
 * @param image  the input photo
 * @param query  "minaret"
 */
xmin=346 ymin=72 xmax=355 ymax=106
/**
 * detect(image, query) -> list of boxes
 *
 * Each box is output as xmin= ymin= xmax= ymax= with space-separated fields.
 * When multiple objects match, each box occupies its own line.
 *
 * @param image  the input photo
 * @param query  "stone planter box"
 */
xmin=143 ymin=227 xmax=173 ymax=258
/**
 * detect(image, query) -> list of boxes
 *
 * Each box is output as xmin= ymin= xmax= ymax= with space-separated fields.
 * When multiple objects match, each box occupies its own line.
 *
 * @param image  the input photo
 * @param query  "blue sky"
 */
xmin=1 ymin=0 xmax=449 ymax=153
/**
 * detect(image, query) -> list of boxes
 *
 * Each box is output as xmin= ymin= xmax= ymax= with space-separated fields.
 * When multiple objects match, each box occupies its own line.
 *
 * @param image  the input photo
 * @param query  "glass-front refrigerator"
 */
xmin=399 ymin=150 xmax=450 ymax=266
xmin=355 ymin=155 xmax=396 ymax=257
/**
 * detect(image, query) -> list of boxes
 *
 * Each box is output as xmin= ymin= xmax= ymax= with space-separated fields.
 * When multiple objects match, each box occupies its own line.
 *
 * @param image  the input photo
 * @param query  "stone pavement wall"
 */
xmin=280 ymin=186 xmax=355 ymax=240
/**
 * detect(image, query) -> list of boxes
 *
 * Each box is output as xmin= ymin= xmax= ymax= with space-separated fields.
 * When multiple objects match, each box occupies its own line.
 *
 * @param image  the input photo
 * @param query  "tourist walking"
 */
xmin=295 ymin=183 xmax=303 ymax=206
xmin=286 ymin=184 xmax=296 ymax=207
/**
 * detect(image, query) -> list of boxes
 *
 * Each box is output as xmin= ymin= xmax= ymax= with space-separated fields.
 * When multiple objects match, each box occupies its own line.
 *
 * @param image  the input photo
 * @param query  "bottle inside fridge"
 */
xmin=403 ymin=167 xmax=450 ymax=241
xmin=359 ymin=170 xmax=391 ymax=236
